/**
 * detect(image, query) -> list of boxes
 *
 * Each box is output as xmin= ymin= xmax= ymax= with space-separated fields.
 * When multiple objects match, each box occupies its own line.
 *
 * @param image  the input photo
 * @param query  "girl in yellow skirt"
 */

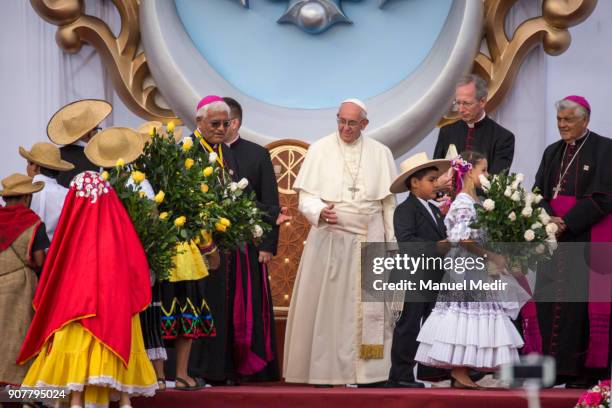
xmin=159 ymin=233 xmax=217 ymax=390
xmin=18 ymin=171 xmax=158 ymax=407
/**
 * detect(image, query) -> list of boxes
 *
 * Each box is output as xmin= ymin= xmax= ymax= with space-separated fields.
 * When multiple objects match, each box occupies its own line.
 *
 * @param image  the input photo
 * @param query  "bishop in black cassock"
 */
xmin=531 ymin=96 xmax=612 ymax=387
xmin=433 ymin=75 xmax=514 ymax=174
xmin=189 ymin=97 xmax=281 ymax=383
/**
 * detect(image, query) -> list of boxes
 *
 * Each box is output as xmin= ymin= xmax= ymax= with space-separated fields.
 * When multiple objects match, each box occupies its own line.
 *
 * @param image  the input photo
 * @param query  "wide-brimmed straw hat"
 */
xmin=47 ymin=99 xmax=112 ymax=145
xmin=84 ymin=127 xmax=144 ymax=168
xmin=0 ymin=173 xmax=45 ymax=197
xmin=137 ymin=121 xmax=183 ymax=144
xmin=390 ymin=152 xmax=450 ymax=194
xmin=19 ymin=142 xmax=75 ymax=171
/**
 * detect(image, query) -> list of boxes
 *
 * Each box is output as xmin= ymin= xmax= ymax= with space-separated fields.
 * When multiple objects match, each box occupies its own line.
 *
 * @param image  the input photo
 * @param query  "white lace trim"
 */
xmin=87 ymin=376 xmax=158 ymax=396
xmin=25 ymin=376 xmax=157 ymax=397
xmin=146 ymin=347 xmax=167 ymax=361
xmin=432 ymin=302 xmax=512 ymax=316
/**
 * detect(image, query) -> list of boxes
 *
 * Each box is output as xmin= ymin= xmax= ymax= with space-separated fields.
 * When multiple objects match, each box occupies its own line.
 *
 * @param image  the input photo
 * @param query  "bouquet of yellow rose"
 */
xmin=199 ymin=165 xmax=271 ymax=252
xmin=133 ymin=124 xmax=270 ymax=252
xmin=471 ymin=170 xmax=557 ymax=274
xmin=103 ymin=165 xmax=176 ymax=281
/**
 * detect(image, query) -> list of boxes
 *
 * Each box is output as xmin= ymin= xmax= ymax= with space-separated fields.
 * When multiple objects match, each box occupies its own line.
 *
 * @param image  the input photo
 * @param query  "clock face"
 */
xmin=140 ymin=0 xmax=482 ymax=155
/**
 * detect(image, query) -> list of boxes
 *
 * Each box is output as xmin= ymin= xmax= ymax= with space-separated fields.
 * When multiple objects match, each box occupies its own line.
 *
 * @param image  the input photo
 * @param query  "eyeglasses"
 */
xmin=337 ymin=118 xmax=362 ymax=128
xmin=452 ymin=100 xmax=478 ymax=108
xmin=208 ymin=120 xmax=231 ymax=129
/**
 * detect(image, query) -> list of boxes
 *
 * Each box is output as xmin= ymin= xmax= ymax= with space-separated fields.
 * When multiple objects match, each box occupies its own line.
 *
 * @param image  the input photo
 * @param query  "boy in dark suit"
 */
xmin=386 ymin=153 xmax=450 ymax=387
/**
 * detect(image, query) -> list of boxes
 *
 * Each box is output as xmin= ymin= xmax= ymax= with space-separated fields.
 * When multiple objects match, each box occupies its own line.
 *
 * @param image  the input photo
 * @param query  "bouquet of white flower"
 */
xmin=471 ymin=170 xmax=557 ymax=274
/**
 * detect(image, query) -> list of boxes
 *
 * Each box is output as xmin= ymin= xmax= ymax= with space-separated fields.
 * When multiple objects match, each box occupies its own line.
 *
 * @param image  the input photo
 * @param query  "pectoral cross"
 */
xmin=348 ymin=186 xmax=359 ymax=199
xmin=552 ymin=185 xmax=561 ymax=199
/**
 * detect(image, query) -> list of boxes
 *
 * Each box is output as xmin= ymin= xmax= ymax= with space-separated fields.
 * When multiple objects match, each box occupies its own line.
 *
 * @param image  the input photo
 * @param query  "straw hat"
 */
xmin=390 ymin=152 xmax=450 ymax=194
xmin=19 ymin=142 xmax=75 ymax=171
xmin=84 ymin=127 xmax=145 ymax=168
xmin=47 ymin=99 xmax=112 ymax=145
xmin=0 ymin=173 xmax=44 ymax=197
xmin=137 ymin=121 xmax=183 ymax=143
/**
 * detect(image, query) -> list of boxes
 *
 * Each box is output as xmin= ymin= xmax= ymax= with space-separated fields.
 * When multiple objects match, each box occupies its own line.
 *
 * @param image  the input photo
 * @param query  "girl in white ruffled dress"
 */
xmin=415 ymin=151 xmax=524 ymax=389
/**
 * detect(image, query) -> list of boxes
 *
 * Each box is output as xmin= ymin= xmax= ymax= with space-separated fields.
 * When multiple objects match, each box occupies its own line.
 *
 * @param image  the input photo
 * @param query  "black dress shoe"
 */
xmin=565 ymin=377 xmax=596 ymax=389
xmin=225 ymin=379 xmax=241 ymax=386
xmin=358 ymin=381 xmax=388 ymax=388
xmin=385 ymin=380 xmax=425 ymax=388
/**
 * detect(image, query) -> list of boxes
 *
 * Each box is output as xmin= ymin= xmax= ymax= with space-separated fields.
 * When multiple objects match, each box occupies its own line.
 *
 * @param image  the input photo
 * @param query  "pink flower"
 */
xmin=600 ymin=379 xmax=611 ymax=388
xmin=582 ymin=391 xmax=602 ymax=406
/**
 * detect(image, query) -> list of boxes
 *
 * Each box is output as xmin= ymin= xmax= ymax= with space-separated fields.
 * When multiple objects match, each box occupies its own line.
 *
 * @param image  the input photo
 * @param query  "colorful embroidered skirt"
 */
xmin=160 ymin=241 xmax=215 ymax=340
xmin=160 ymin=280 xmax=215 ymax=339
xmin=21 ymin=316 xmax=157 ymax=407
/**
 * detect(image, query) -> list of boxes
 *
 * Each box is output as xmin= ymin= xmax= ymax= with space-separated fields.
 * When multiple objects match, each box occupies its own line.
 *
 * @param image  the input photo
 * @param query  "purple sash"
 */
xmin=551 ymin=195 xmax=612 ymax=368
xmin=519 ymin=286 xmax=542 ymax=355
xmin=232 ymin=244 xmax=274 ymax=375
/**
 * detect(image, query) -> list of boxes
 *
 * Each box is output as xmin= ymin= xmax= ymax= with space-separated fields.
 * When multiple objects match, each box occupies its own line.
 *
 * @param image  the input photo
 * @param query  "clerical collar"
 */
xmin=225 ymin=133 xmax=240 ymax=147
xmin=73 ymin=140 xmax=88 ymax=147
xmin=567 ymin=129 xmax=589 ymax=146
xmin=466 ymin=111 xmax=487 ymax=129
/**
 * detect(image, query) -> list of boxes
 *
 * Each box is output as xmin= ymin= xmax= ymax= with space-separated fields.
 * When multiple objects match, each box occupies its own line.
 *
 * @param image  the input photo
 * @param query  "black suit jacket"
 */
xmin=433 ymin=116 xmax=515 ymax=174
xmin=57 ymin=144 xmax=99 ymax=188
xmin=394 ymin=193 xmax=446 ymax=294
xmin=389 ymin=193 xmax=450 ymax=382
xmin=394 ymin=193 xmax=446 ymax=243
xmin=227 ymin=137 xmax=281 ymax=254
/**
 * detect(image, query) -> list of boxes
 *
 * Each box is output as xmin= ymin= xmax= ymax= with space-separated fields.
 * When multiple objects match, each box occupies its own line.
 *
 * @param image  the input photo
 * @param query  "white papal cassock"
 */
xmin=283 ymin=132 xmax=397 ymax=384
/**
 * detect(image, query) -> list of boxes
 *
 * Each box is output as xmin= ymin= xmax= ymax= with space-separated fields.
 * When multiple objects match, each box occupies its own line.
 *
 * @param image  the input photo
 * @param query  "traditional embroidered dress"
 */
xmin=158 ymin=130 xmax=217 ymax=341
xmin=17 ymin=172 xmax=157 ymax=407
xmin=283 ymin=132 xmax=397 ymax=384
xmin=160 ymin=240 xmax=216 ymax=340
xmin=0 ymin=205 xmax=47 ymax=385
xmin=415 ymin=193 xmax=525 ymax=370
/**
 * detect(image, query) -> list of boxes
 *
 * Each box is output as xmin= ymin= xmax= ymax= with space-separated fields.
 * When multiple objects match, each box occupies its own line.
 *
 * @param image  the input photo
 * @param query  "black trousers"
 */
xmin=388 ymin=301 xmax=449 ymax=382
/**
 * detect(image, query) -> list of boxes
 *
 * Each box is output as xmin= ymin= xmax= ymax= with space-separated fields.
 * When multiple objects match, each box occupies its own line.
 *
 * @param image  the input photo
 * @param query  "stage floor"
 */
xmin=131 ymin=385 xmax=583 ymax=408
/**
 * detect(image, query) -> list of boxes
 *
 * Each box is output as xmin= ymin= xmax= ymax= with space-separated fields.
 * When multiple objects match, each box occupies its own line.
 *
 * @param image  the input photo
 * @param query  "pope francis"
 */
xmin=283 ymin=99 xmax=397 ymax=385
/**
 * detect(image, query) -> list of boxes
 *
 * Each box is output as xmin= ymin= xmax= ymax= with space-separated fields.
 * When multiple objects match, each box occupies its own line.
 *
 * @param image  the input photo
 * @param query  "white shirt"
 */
xmin=416 ymin=195 xmax=438 ymax=225
xmin=30 ymin=174 xmax=69 ymax=241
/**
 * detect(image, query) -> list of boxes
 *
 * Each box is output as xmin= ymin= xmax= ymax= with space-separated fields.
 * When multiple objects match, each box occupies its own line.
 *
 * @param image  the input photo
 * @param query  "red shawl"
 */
xmin=0 ymin=204 xmax=40 ymax=252
xmin=17 ymin=172 xmax=151 ymax=366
